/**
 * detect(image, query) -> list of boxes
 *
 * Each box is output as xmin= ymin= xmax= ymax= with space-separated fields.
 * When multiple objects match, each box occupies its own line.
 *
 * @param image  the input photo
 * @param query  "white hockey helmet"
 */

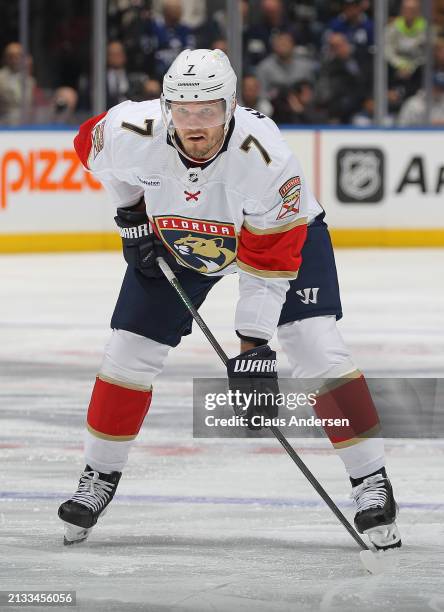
xmin=161 ymin=49 xmax=237 ymax=158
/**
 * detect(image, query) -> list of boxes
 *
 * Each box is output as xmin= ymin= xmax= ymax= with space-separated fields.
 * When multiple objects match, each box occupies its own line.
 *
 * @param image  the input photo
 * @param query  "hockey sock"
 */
xmin=314 ymin=371 xmax=385 ymax=479
xmin=84 ymin=374 xmax=152 ymax=473
xmin=314 ymin=371 xmax=380 ymax=445
xmin=350 ymin=466 xmax=387 ymax=488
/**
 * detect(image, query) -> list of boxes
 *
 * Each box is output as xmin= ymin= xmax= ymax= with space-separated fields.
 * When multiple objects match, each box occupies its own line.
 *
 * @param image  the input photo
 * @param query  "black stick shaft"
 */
xmin=156 ymin=257 xmax=369 ymax=551
xmin=268 ymin=425 xmax=368 ymax=549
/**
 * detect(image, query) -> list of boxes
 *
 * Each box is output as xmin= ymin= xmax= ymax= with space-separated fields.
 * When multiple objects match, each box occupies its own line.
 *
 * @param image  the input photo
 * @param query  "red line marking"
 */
xmin=137 ymin=445 xmax=203 ymax=456
xmin=0 ymin=443 xmax=25 ymax=449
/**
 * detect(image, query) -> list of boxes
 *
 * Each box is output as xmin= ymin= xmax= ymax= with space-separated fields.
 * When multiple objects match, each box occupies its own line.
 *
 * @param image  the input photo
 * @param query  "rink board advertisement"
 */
xmin=0 ymin=130 xmax=116 ymax=252
xmin=0 ymin=127 xmax=443 ymax=252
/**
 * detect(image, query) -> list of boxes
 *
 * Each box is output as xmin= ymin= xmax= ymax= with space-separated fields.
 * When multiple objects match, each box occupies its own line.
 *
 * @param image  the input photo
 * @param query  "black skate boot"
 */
xmin=351 ymin=469 xmax=401 ymax=551
xmin=58 ymin=465 xmax=121 ymax=545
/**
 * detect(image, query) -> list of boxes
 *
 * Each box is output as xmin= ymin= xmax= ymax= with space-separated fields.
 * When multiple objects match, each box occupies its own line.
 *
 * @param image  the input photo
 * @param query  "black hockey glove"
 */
xmin=114 ymin=206 xmax=181 ymax=278
xmin=226 ymin=345 xmax=279 ymax=430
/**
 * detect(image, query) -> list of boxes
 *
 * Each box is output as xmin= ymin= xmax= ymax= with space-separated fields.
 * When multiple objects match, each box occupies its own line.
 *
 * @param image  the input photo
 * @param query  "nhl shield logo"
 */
xmin=337 ymin=148 xmax=384 ymax=203
xmin=187 ymin=170 xmax=199 ymax=183
xmin=154 ymin=215 xmax=237 ymax=274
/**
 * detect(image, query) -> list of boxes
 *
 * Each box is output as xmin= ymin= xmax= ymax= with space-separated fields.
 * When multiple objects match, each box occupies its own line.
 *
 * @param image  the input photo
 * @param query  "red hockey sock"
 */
xmin=86 ymin=375 xmax=152 ymax=441
xmin=314 ymin=372 xmax=380 ymax=448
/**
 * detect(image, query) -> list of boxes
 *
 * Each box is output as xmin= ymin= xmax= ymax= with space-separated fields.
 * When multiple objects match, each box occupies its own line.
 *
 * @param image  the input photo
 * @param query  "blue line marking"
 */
xmin=0 ymin=491 xmax=442 ymax=511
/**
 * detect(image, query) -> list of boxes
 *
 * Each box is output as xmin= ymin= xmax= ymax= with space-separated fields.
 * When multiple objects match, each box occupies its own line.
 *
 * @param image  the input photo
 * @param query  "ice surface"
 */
xmin=1 ymin=250 xmax=443 ymax=611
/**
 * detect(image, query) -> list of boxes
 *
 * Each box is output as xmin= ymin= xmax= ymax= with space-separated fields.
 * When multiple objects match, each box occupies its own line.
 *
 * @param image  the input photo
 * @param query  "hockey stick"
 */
xmin=156 ymin=256 xmax=384 ymax=574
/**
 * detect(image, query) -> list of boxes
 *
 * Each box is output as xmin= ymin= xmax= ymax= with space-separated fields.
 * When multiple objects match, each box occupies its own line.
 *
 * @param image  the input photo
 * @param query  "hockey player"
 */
xmin=58 ymin=49 xmax=401 ymax=550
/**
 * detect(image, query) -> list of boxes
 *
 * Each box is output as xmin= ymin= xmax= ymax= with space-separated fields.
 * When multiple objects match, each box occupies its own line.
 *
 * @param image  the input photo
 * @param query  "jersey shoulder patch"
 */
xmin=73 ymin=110 xmax=108 ymax=170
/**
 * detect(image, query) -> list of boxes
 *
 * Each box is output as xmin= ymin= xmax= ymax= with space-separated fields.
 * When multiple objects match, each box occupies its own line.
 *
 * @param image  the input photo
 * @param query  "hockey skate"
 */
xmin=352 ymin=473 xmax=401 ymax=550
xmin=58 ymin=466 xmax=121 ymax=545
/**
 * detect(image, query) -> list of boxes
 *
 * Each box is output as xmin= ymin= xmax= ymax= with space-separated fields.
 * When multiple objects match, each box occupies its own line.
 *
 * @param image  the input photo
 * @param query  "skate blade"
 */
xmin=63 ymin=522 xmax=92 ymax=546
xmin=359 ymin=550 xmax=386 ymax=575
xmin=359 ymin=547 xmax=400 ymax=575
xmin=364 ymin=522 xmax=402 ymax=551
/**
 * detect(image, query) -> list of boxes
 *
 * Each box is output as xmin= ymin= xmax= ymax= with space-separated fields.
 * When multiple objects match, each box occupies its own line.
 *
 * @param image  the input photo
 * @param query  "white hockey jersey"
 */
xmin=74 ymin=99 xmax=323 ymax=340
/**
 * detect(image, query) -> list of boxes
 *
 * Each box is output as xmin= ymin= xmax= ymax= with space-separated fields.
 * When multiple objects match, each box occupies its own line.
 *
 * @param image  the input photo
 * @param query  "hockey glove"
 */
xmin=226 ymin=345 xmax=279 ymax=430
xmin=115 ymin=206 xmax=181 ymax=278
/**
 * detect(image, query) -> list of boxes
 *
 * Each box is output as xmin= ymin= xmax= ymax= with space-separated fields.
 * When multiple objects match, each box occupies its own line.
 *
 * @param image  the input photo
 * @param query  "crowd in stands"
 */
xmin=1 ymin=0 xmax=444 ymax=127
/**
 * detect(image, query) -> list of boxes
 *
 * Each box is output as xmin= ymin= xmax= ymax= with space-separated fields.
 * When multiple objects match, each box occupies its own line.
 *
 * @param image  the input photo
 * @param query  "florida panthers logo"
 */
xmin=154 ymin=215 xmax=237 ymax=274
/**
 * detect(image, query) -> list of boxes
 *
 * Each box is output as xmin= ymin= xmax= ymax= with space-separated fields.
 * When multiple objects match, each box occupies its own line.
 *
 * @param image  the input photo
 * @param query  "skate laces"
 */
xmin=70 ymin=470 xmax=115 ymax=513
xmin=352 ymin=474 xmax=388 ymax=513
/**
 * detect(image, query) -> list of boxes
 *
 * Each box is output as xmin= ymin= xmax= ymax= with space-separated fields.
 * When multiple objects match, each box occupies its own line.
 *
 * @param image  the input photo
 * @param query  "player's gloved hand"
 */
xmin=115 ymin=206 xmax=182 ymax=278
xmin=226 ymin=345 xmax=279 ymax=430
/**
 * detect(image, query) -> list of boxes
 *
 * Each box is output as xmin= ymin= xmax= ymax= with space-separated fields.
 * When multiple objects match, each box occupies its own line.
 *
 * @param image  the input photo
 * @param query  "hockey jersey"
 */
xmin=74 ymin=99 xmax=323 ymax=340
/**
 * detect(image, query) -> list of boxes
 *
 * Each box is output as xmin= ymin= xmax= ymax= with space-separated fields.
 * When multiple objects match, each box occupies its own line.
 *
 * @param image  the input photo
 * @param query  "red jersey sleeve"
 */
xmin=237 ymin=218 xmax=307 ymax=279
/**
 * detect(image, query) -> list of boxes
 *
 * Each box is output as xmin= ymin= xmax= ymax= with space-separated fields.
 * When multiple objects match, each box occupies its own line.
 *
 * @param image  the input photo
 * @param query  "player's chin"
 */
xmin=185 ymin=141 xmax=210 ymax=158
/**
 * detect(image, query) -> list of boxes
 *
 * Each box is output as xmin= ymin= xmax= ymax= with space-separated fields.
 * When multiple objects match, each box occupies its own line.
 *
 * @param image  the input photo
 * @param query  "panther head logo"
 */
xmin=173 ymin=235 xmax=234 ymax=273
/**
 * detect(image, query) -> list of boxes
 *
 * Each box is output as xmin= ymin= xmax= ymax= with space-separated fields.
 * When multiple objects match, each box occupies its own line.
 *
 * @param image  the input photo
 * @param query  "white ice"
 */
xmin=1 ymin=250 xmax=444 ymax=612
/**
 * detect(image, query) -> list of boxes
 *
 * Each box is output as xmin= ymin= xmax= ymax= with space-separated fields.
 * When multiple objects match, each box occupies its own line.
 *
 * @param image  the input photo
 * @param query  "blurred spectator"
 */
xmin=434 ymin=1 xmax=444 ymax=36
xmin=0 ymin=4 xmax=19 ymax=56
xmin=34 ymin=86 xmax=80 ymax=125
xmin=50 ymin=87 xmax=79 ymax=123
xmin=352 ymin=96 xmax=375 ymax=125
xmin=398 ymin=72 xmax=444 ymax=125
xmin=193 ymin=1 xmax=227 ymax=50
xmin=141 ymin=77 xmax=162 ymax=100
xmin=110 ymin=1 xmax=155 ymax=74
xmin=256 ymin=31 xmax=317 ymax=98
xmin=324 ymin=0 xmax=374 ymax=92
xmin=352 ymin=92 xmax=401 ymax=125
xmin=244 ymin=0 xmax=296 ymax=66
xmin=327 ymin=0 xmax=374 ymax=54
xmin=145 ymin=0 xmax=195 ymax=78
xmin=195 ymin=1 xmax=251 ymax=71
xmin=241 ymin=74 xmax=273 ymax=117
xmin=78 ymin=41 xmax=147 ymax=110
xmin=0 ymin=42 xmax=35 ymax=125
xmin=316 ymin=32 xmax=366 ymax=123
xmin=211 ymin=39 xmax=228 ymax=55
xmin=288 ymin=2 xmax=324 ymax=50
xmin=106 ymin=41 xmax=146 ymax=105
xmin=151 ymin=0 xmax=206 ymax=28
xmin=272 ymin=80 xmax=327 ymax=124
xmin=385 ymin=0 xmax=428 ymax=98
xmin=435 ymin=38 xmax=444 ymax=75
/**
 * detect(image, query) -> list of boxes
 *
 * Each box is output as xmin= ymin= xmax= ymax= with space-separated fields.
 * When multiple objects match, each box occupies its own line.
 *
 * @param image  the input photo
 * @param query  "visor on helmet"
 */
xmin=165 ymin=99 xmax=226 ymax=130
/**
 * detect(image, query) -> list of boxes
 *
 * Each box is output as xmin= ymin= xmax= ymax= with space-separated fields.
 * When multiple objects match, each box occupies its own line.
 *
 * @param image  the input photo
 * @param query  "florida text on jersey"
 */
xmin=74 ymin=99 xmax=323 ymax=279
